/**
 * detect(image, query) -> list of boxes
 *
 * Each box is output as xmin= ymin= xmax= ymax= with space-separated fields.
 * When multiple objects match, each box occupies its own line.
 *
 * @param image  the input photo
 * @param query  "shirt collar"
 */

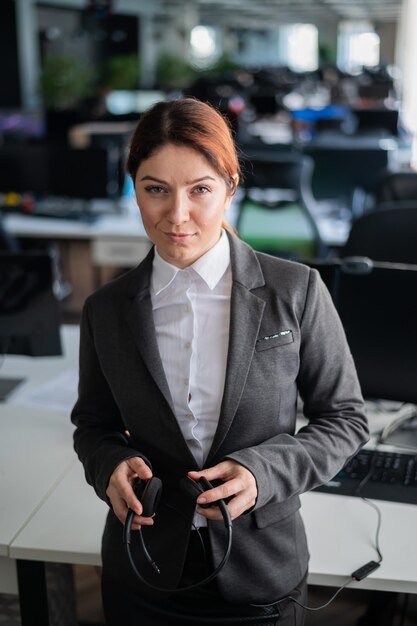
xmin=151 ymin=230 xmax=230 ymax=295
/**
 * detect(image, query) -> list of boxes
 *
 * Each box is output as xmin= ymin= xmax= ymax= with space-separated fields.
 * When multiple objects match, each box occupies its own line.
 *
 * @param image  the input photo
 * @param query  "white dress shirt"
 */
xmin=151 ymin=232 xmax=232 ymax=483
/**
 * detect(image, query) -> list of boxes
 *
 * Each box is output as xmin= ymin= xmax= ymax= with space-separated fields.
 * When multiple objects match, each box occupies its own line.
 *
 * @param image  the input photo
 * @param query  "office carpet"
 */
xmin=0 ymin=594 xmax=20 ymax=626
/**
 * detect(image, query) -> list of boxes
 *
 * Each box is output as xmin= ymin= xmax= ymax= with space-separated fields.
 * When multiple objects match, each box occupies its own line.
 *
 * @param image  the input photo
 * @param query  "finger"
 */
xmin=126 ymin=457 xmax=153 ymax=480
xmin=196 ymin=505 xmax=223 ymax=522
xmin=110 ymin=484 xmax=156 ymax=526
xmin=188 ymin=462 xmax=231 ymax=482
xmin=190 ymin=461 xmax=257 ymax=522
xmin=108 ymin=491 xmax=130 ymax=524
xmin=130 ymin=515 xmax=155 ymax=531
xmin=197 ymin=489 xmax=255 ymax=521
xmin=108 ymin=476 xmax=143 ymax=517
xmin=196 ymin=477 xmax=243 ymax=506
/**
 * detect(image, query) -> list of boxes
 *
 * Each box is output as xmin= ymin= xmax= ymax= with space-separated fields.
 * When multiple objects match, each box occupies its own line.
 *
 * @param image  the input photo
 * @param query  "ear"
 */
xmin=230 ymin=173 xmax=239 ymax=195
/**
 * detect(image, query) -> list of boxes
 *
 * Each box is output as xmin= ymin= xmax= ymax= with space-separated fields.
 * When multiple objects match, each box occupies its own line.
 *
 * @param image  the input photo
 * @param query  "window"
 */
xmin=190 ymin=25 xmax=219 ymax=68
xmin=279 ymin=24 xmax=318 ymax=72
xmin=338 ymin=22 xmax=380 ymax=72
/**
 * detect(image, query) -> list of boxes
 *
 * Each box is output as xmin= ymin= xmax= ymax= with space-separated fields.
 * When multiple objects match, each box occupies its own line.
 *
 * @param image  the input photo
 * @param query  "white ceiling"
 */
xmin=156 ymin=0 xmax=404 ymax=27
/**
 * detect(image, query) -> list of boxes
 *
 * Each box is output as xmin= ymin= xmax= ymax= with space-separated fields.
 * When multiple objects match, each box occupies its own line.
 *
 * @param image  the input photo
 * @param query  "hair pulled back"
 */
xmin=127 ymin=98 xmax=240 ymax=194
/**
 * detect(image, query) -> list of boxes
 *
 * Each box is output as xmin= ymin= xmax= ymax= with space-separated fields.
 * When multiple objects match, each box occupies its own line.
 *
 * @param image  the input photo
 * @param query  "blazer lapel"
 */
xmin=124 ymin=251 xmax=198 ymax=467
xmin=124 ymin=250 xmax=174 ymax=414
xmin=207 ymin=235 xmax=266 ymax=463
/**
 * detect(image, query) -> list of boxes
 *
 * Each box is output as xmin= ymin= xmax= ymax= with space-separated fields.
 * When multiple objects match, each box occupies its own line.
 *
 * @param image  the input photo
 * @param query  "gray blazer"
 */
xmin=72 ymin=232 xmax=368 ymax=604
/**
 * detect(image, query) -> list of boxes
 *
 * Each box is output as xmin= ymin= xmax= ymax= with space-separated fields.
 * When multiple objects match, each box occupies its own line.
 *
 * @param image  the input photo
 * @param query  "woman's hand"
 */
xmin=106 ymin=457 xmax=155 ymax=531
xmin=188 ymin=460 xmax=257 ymax=521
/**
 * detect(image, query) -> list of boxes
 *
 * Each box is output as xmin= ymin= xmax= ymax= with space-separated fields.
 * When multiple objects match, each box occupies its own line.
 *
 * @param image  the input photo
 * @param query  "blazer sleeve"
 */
xmin=227 ymin=267 xmax=369 ymax=510
xmin=71 ymin=297 xmax=148 ymax=503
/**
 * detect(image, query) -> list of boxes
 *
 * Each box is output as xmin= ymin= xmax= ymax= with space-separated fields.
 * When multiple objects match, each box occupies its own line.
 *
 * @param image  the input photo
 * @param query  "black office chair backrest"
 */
xmin=374 ymin=170 xmax=417 ymax=204
xmin=342 ymin=205 xmax=417 ymax=264
xmin=237 ymin=152 xmax=327 ymax=259
xmin=239 ymin=151 xmax=311 ymax=193
xmin=302 ymin=144 xmax=390 ymax=202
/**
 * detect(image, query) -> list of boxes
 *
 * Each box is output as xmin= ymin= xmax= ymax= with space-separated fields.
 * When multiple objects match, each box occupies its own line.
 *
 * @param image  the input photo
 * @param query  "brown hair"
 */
xmin=127 ymin=98 xmax=240 ymax=233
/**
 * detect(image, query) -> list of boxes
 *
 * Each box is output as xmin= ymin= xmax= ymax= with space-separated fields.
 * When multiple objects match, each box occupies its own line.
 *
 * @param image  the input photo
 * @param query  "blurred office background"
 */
xmin=2 ymin=0 xmax=417 ymax=321
xmin=2 ymin=1 xmax=417 ymax=624
xmin=2 ymin=0 xmax=417 ymax=309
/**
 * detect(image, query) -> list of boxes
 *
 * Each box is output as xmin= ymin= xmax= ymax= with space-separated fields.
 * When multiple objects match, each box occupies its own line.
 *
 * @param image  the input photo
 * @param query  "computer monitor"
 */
xmin=308 ymin=257 xmax=417 ymax=405
xmin=303 ymin=145 xmax=390 ymax=204
xmin=353 ymin=108 xmax=399 ymax=137
xmin=0 ymin=252 xmax=62 ymax=400
xmin=0 ymin=145 xmax=122 ymax=200
xmin=0 ymin=145 xmax=50 ymax=195
xmin=49 ymin=146 xmax=118 ymax=199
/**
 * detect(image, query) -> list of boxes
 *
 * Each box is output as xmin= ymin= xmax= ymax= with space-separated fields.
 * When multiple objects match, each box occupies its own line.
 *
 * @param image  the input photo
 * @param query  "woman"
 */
xmin=71 ymin=98 xmax=368 ymax=625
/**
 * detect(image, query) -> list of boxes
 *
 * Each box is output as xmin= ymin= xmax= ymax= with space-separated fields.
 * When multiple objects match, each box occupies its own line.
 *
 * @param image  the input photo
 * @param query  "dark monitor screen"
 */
xmin=353 ymin=108 xmax=399 ymax=136
xmin=49 ymin=146 xmax=113 ymax=199
xmin=308 ymin=258 xmax=417 ymax=404
xmin=0 ymin=145 xmax=119 ymax=199
xmin=0 ymin=145 xmax=50 ymax=195
xmin=0 ymin=252 xmax=62 ymax=399
xmin=303 ymin=145 xmax=390 ymax=201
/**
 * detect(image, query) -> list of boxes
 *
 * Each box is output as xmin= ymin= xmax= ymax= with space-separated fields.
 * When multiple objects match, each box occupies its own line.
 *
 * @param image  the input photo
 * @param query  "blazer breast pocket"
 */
xmin=255 ymin=330 xmax=294 ymax=352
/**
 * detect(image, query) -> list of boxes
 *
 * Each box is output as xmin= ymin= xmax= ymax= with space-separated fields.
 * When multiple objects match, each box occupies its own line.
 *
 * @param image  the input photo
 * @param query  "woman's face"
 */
xmin=135 ymin=143 xmax=235 ymax=268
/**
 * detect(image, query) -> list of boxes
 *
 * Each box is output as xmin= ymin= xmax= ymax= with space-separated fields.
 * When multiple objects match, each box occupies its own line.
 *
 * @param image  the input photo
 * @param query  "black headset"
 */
xmin=123 ymin=475 xmax=233 ymax=592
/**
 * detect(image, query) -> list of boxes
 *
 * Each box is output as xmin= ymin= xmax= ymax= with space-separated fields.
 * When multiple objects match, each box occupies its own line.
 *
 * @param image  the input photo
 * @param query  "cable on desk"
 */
xmin=359 ymin=498 xmax=383 ymax=565
xmin=251 ymin=494 xmax=384 ymax=613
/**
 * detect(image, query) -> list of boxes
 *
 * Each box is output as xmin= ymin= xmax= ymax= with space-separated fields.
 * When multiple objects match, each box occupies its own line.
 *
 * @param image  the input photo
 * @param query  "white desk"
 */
xmin=0 ymin=326 xmax=79 ymax=593
xmin=9 ymin=462 xmax=106 ymax=567
xmin=4 ymin=210 xmax=146 ymax=241
xmin=4 ymin=202 xmax=349 ymax=318
xmin=4 ymin=211 xmax=152 ymax=267
xmin=4 ymin=196 xmax=348 ymax=264
xmin=302 ymin=492 xmax=417 ymax=594
xmin=9 ymin=457 xmax=417 ymax=595
xmin=4 ymin=211 xmax=152 ymax=313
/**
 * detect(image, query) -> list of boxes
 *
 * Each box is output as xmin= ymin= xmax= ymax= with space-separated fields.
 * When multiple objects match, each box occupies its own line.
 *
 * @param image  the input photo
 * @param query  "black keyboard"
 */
xmin=315 ymin=449 xmax=417 ymax=505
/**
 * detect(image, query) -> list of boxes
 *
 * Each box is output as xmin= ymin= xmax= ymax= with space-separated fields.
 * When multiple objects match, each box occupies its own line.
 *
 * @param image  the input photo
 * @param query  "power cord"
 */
xmin=251 ymin=495 xmax=383 ymax=613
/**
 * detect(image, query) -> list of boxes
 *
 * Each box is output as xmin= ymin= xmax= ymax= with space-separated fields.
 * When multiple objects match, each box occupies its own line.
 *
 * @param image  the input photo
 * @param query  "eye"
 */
xmin=193 ymin=185 xmax=210 ymax=194
xmin=144 ymin=185 xmax=167 ymax=194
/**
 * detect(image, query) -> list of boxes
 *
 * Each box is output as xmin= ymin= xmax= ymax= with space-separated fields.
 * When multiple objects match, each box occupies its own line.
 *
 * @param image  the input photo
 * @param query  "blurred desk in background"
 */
xmin=4 ymin=203 xmax=349 ymax=316
xmin=4 ymin=211 xmax=152 ymax=315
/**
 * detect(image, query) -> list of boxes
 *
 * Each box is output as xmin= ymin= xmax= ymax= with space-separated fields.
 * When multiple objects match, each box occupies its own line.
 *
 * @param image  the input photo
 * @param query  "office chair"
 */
xmin=342 ymin=205 xmax=417 ymax=264
xmin=374 ymin=170 xmax=417 ymax=204
xmin=237 ymin=152 xmax=328 ymax=260
xmin=302 ymin=143 xmax=391 ymax=218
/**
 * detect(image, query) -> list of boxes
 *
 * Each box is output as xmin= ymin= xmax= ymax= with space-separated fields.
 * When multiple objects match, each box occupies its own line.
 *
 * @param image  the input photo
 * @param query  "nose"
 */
xmin=166 ymin=191 xmax=190 ymax=224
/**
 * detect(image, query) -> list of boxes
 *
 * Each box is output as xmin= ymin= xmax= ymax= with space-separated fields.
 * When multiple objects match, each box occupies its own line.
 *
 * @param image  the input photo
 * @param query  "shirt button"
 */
xmin=184 ymin=305 xmax=191 ymax=313
xmin=185 ymin=341 xmax=191 ymax=349
xmin=184 ymin=378 xmax=189 ymax=386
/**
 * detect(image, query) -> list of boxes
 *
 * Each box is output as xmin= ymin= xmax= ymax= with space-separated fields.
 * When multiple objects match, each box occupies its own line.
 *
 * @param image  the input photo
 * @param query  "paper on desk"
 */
xmin=8 ymin=368 xmax=79 ymax=414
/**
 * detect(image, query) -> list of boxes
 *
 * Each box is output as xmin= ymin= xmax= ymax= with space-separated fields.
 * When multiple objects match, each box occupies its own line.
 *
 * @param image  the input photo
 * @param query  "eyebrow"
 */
xmin=139 ymin=175 xmax=216 ymax=184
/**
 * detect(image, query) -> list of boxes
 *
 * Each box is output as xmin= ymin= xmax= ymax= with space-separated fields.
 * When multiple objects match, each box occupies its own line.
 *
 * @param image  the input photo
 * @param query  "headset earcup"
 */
xmin=134 ymin=477 xmax=162 ymax=517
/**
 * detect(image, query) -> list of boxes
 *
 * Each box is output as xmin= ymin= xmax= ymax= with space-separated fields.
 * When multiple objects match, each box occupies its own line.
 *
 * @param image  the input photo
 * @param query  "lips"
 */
xmin=165 ymin=232 xmax=195 ymax=241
